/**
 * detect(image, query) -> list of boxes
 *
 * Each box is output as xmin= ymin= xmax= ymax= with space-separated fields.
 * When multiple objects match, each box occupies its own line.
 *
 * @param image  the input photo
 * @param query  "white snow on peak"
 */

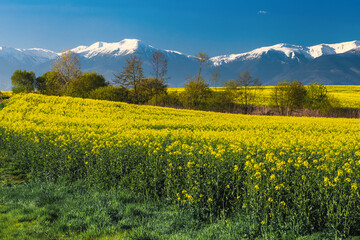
xmin=211 ymin=40 xmax=360 ymax=66
xmin=71 ymin=39 xmax=147 ymax=58
xmin=0 ymin=46 xmax=26 ymax=61
xmin=20 ymin=48 xmax=59 ymax=60
xmin=211 ymin=43 xmax=310 ymax=66
xmin=71 ymin=45 xmax=88 ymax=53
xmin=307 ymin=40 xmax=360 ymax=58
xmin=1 ymin=39 xmax=359 ymax=66
xmin=70 ymin=39 xmax=190 ymax=59
xmin=164 ymin=49 xmax=183 ymax=55
xmin=248 ymin=43 xmax=310 ymax=58
xmin=0 ymin=46 xmax=59 ymax=63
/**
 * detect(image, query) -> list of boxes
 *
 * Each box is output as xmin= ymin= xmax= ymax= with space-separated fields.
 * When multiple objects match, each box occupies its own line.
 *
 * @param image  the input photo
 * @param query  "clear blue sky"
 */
xmin=1 ymin=0 xmax=360 ymax=56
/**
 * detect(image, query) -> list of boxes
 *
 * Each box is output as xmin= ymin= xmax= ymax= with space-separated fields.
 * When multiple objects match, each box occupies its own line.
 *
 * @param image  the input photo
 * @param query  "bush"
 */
xmin=305 ymin=83 xmax=328 ymax=109
xmin=67 ymin=72 xmax=108 ymax=98
xmin=182 ymin=76 xmax=213 ymax=110
xmin=202 ymin=91 xmax=237 ymax=112
xmin=88 ymin=86 xmax=130 ymax=102
xmin=147 ymin=92 xmax=183 ymax=107
xmin=271 ymin=80 xmax=307 ymax=115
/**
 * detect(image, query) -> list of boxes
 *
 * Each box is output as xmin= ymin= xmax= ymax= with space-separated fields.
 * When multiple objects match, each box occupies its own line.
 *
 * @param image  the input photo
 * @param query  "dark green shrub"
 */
xmin=147 ymin=92 xmax=183 ymax=107
xmin=88 ymin=86 xmax=130 ymax=102
xmin=271 ymin=80 xmax=307 ymax=115
xmin=67 ymin=72 xmax=108 ymax=98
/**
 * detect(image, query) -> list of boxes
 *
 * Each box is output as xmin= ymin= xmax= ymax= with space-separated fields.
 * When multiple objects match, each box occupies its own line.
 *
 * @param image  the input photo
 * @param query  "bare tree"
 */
xmin=114 ymin=54 xmax=144 ymax=103
xmin=195 ymin=51 xmax=210 ymax=78
xmin=151 ymin=51 xmax=168 ymax=81
xmin=237 ymin=69 xmax=261 ymax=114
xmin=212 ymin=68 xmax=220 ymax=89
xmin=52 ymin=49 xmax=82 ymax=91
xmin=272 ymin=80 xmax=307 ymax=116
xmin=150 ymin=51 xmax=168 ymax=105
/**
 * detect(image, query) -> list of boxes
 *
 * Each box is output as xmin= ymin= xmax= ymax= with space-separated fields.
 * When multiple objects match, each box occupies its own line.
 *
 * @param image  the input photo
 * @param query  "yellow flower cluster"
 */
xmin=0 ymin=93 xmax=359 ymax=230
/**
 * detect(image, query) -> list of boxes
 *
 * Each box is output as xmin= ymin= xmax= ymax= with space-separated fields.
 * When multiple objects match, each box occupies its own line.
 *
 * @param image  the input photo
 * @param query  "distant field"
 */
xmin=0 ymin=91 xmax=12 ymax=97
xmin=258 ymin=85 xmax=360 ymax=108
xmin=169 ymin=85 xmax=360 ymax=108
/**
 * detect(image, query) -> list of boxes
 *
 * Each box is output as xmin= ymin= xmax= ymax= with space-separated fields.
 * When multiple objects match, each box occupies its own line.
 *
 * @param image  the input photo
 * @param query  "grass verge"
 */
xmin=1 ymin=179 xmax=360 ymax=239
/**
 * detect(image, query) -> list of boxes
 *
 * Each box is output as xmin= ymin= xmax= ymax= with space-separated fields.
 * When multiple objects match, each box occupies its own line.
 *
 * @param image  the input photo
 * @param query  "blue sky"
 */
xmin=0 ymin=0 xmax=360 ymax=56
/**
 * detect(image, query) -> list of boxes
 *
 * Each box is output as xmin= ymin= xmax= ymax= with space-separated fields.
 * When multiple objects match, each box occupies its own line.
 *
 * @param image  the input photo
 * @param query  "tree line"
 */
xmin=9 ymin=50 xmax=353 ymax=117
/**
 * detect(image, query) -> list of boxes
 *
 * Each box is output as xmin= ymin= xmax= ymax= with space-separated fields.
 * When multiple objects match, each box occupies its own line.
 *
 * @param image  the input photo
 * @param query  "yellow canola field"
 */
xmin=0 ymin=93 xmax=359 ymax=233
xmin=258 ymin=85 xmax=360 ymax=108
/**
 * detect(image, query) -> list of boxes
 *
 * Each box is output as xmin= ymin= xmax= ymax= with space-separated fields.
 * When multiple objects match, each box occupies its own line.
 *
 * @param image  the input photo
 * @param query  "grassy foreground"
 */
xmin=0 ymin=93 xmax=360 ymax=239
xmin=2 ymin=180 xmax=360 ymax=240
xmin=1 ymin=180 xmax=237 ymax=240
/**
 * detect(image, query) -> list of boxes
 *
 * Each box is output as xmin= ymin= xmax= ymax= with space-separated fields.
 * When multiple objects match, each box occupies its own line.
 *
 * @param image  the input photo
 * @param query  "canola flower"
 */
xmin=0 ymin=93 xmax=359 ymax=235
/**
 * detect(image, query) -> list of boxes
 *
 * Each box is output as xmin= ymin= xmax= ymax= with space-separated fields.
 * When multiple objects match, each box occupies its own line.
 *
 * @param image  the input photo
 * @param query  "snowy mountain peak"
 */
xmin=307 ymin=40 xmax=360 ymax=58
xmin=211 ymin=43 xmax=310 ymax=66
xmin=0 ymin=46 xmax=58 ymax=63
xmin=211 ymin=40 xmax=360 ymax=66
xmin=20 ymin=48 xmax=59 ymax=60
xmin=250 ymin=43 xmax=308 ymax=57
xmin=72 ymin=39 xmax=146 ymax=58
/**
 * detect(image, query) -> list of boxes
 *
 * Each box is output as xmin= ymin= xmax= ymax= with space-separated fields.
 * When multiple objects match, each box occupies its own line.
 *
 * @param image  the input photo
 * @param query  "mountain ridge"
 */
xmin=1 ymin=39 xmax=360 ymax=90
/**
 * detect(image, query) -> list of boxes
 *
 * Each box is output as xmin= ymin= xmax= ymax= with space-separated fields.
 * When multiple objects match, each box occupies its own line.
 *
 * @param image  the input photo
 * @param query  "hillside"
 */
xmin=1 ymin=94 xmax=360 ymax=238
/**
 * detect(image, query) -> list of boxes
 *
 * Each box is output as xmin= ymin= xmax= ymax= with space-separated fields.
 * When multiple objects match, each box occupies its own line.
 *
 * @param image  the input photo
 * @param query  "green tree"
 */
xmin=52 ymin=49 xmax=82 ymax=92
xmin=271 ymin=80 xmax=307 ymax=115
xmin=37 ymin=71 xmax=63 ymax=96
xmin=67 ymin=72 xmax=108 ymax=98
xmin=35 ymin=75 xmax=47 ymax=93
xmin=11 ymin=70 xmax=36 ymax=93
xmin=182 ymin=75 xmax=212 ymax=109
xmin=138 ymin=77 xmax=167 ymax=104
xmin=114 ymin=54 xmax=144 ymax=103
xmin=181 ymin=51 xmax=212 ymax=109
xmin=305 ymin=82 xmax=328 ymax=110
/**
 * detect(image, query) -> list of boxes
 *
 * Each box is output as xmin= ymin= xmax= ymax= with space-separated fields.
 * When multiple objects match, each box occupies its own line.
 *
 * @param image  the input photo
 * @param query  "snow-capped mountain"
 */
xmin=0 ymin=47 xmax=58 ymax=63
xmin=307 ymin=40 xmax=360 ymax=58
xmin=210 ymin=40 xmax=360 ymax=85
xmin=211 ymin=40 xmax=360 ymax=65
xmin=72 ymin=39 xmax=152 ymax=58
xmin=211 ymin=43 xmax=312 ymax=65
xmin=72 ymin=39 xmax=191 ymax=59
xmin=69 ymin=39 xmax=199 ymax=87
xmin=1 ymin=39 xmax=360 ymax=90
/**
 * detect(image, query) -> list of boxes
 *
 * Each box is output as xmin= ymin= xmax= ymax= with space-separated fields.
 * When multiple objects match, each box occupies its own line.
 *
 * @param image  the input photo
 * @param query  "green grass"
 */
xmin=1 ymin=180 xmax=360 ymax=240
xmin=0 ymin=180 xmax=251 ymax=240
xmin=0 ymin=180 xmax=196 ymax=240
